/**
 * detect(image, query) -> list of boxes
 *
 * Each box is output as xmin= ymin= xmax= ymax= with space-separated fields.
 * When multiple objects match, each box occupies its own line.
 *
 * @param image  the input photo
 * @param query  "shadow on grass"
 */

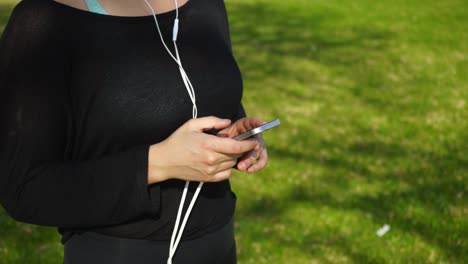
xmin=0 ymin=207 xmax=62 ymax=263
xmin=239 ymin=138 xmax=467 ymax=262
xmin=227 ymin=1 xmax=398 ymax=105
xmin=0 ymin=0 xmax=466 ymax=263
xmin=227 ymin=1 xmax=467 ymax=262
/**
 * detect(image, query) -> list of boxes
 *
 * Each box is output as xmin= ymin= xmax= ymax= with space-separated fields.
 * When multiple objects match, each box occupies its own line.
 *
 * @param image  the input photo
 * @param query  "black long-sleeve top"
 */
xmin=0 ymin=0 xmax=246 ymax=244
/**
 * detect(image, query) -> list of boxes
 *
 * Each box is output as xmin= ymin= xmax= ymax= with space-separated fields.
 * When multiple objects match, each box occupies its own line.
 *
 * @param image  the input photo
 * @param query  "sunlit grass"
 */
xmin=1 ymin=0 xmax=467 ymax=263
xmin=228 ymin=0 xmax=467 ymax=263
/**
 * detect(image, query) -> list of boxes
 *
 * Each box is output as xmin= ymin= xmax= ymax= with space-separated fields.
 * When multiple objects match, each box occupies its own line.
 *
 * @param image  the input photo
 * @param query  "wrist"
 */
xmin=148 ymin=143 xmax=170 ymax=184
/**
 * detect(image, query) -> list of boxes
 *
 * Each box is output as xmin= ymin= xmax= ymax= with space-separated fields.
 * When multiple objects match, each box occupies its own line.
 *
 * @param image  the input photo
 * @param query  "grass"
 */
xmin=1 ymin=0 xmax=467 ymax=263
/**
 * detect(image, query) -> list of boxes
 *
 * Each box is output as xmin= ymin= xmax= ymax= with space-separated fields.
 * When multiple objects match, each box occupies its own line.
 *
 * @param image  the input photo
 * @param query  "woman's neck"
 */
xmin=98 ymin=0 xmax=190 ymax=16
xmin=53 ymin=0 xmax=190 ymax=16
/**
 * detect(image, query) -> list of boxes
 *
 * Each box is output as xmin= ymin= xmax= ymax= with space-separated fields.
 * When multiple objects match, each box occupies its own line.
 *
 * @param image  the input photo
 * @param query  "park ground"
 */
xmin=0 ymin=0 xmax=467 ymax=263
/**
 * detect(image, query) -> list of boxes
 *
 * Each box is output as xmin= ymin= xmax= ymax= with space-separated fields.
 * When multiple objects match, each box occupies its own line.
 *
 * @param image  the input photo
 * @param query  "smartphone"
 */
xmin=233 ymin=119 xmax=280 ymax=141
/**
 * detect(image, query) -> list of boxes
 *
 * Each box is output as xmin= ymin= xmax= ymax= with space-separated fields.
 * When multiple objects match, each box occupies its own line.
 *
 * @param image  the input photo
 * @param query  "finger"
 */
xmin=203 ymin=152 xmax=241 ymax=167
xmin=248 ymin=117 xmax=268 ymax=126
xmin=236 ymin=150 xmax=259 ymax=171
xmin=216 ymin=120 xmax=238 ymax=137
xmin=236 ymin=135 xmax=264 ymax=169
xmin=217 ymin=118 xmax=268 ymax=138
xmin=252 ymin=134 xmax=266 ymax=148
xmin=240 ymin=118 xmax=268 ymax=135
xmin=206 ymin=136 xmax=258 ymax=155
xmin=199 ymin=159 xmax=235 ymax=182
xmin=210 ymin=168 xmax=233 ymax=182
xmin=236 ymin=118 xmax=267 ymax=132
xmin=244 ymin=153 xmax=266 ymax=174
xmin=188 ymin=116 xmax=232 ymax=131
xmin=217 ymin=160 xmax=238 ymax=172
xmin=246 ymin=149 xmax=268 ymax=174
xmin=244 ymin=136 xmax=264 ymax=150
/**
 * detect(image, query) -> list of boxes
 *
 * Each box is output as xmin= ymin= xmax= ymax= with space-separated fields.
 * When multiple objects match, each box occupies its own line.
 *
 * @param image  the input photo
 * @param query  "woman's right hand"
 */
xmin=147 ymin=116 xmax=259 ymax=184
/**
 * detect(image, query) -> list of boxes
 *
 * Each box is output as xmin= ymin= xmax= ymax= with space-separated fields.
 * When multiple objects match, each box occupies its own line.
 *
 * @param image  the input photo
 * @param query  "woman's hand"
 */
xmin=217 ymin=117 xmax=269 ymax=174
xmin=147 ymin=116 xmax=259 ymax=184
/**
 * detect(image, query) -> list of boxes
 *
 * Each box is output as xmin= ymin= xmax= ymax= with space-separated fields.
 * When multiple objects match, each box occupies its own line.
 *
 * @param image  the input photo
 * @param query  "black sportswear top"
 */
xmin=0 ymin=0 xmax=246 ymax=244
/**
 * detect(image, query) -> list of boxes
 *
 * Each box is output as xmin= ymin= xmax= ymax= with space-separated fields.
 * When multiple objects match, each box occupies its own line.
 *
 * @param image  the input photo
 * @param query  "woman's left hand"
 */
xmin=217 ymin=117 xmax=269 ymax=173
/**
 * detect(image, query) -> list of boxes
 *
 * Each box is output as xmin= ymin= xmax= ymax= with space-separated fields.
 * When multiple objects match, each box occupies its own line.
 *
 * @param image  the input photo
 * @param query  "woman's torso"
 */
xmin=34 ymin=0 xmax=244 ymax=243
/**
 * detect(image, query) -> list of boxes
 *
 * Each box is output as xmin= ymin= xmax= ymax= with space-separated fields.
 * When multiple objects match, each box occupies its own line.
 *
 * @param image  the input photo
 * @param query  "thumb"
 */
xmin=188 ymin=116 xmax=232 ymax=131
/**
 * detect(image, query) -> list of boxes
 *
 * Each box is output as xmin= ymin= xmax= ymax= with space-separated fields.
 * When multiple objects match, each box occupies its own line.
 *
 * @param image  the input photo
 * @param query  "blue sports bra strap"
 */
xmin=84 ymin=0 xmax=108 ymax=15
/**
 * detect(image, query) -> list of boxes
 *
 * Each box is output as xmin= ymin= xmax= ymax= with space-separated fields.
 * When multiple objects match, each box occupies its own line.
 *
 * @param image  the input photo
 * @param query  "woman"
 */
xmin=0 ymin=0 xmax=269 ymax=263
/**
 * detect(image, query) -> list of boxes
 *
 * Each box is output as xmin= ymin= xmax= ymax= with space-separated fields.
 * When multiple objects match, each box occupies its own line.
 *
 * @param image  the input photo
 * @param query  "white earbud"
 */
xmin=141 ymin=1 xmax=203 ymax=263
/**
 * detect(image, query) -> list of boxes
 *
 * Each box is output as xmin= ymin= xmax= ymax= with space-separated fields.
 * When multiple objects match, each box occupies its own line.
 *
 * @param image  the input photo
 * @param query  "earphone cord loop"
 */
xmin=142 ymin=1 xmax=202 ymax=263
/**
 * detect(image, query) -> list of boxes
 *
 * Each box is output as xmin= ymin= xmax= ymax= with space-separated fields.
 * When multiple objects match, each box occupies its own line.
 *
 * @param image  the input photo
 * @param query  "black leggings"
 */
xmin=64 ymin=217 xmax=236 ymax=264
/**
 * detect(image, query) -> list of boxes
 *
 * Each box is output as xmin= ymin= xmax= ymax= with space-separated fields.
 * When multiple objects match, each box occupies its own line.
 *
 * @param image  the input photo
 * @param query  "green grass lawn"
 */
xmin=1 ymin=0 xmax=467 ymax=263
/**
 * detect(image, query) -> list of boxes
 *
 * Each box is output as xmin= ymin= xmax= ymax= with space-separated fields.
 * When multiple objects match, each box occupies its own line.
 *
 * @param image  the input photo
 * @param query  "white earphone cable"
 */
xmin=141 ymin=1 xmax=203 ymax=263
